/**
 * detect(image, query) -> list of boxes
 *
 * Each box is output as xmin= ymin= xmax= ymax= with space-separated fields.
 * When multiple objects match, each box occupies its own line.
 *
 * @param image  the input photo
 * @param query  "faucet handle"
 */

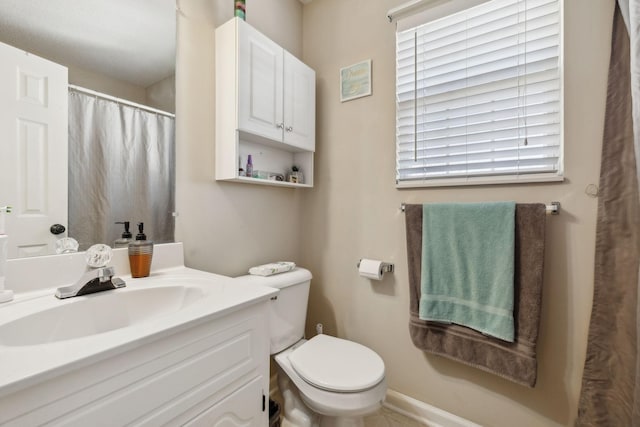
xmin=85 ymin=244 xmax=113 ymax=268
xmin=55 ymin=237 xmax=79 ymax=254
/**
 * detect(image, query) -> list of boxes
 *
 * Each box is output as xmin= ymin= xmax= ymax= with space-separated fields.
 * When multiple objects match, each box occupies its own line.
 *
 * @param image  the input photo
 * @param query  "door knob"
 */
xmin=50 ymin=224 xmax=66 ymax=235
xmin=286 ymin=126 xmax=293 ymax=132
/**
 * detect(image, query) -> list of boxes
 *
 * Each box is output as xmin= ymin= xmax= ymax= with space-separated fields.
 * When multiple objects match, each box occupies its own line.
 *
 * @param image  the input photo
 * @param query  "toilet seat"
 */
xmin=288 ymin=334 xmax=385 ymax=392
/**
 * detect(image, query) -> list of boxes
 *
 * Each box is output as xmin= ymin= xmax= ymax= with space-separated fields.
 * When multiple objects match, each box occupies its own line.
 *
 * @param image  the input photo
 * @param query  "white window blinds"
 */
xmin=395 ymin=0 xmax=563 ymax=186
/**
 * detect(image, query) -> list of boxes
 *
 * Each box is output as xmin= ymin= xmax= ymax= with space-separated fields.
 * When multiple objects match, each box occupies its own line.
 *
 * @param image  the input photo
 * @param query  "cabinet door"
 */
xmin=238 ymin=20 xmax=284 ymax=143
xmin=283 ymin=52 xmax=315 ymax=152
xmin=184 ymin=376 xmax=266 ymax=427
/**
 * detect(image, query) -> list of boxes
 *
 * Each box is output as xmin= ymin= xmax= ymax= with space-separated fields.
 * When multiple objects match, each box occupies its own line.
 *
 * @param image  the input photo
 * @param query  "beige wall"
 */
xmin=300 ymin=1 xmax=612 ymax=426
xmin=71 ymin=66 xmax=176 ymax=114
xmin=146 ymin=75 xmax=176 ymax=114
xmin=68 ymin=65 xmax=147 ymax=105
xmin=174 ymin=0 xmax=303 ymax=277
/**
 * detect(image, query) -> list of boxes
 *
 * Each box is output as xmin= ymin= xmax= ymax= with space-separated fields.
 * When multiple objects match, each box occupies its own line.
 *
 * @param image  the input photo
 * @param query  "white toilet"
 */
xmin=241 ymin=268 xmax=387 ymax=427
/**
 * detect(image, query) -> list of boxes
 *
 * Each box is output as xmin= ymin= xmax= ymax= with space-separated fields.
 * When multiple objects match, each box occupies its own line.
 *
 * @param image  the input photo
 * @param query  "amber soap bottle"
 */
xmin=128 ymin=222 xmax=153 ymax=278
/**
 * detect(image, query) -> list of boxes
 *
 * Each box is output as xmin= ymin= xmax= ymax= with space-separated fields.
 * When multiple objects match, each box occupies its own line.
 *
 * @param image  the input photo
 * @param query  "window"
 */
xmin=395 ymin=0 xmax=563 ymax=187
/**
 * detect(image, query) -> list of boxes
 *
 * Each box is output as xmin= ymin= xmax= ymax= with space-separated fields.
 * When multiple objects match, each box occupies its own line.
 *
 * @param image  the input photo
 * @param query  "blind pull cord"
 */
xmin=414 ymin=30 xmax=418 ymax=162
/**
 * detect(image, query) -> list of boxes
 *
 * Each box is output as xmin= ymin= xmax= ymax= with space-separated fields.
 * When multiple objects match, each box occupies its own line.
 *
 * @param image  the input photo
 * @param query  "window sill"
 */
xmin=396 ymin=173 xmax=565 ymax=189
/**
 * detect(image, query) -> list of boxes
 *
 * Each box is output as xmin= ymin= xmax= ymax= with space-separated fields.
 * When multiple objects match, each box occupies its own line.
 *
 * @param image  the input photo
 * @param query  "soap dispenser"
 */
xmin=114 ymin=221 xmax=133 ymax=248
xmin=128 ymin=222 xmax=153 ymax=278
xmin=0 ymin=206 xmax=14 ymax=303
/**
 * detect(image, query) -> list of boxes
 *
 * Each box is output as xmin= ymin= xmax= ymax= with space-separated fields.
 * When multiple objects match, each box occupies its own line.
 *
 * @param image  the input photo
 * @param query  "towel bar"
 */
xmin=400 ymin=201 xmax=561 ymax=215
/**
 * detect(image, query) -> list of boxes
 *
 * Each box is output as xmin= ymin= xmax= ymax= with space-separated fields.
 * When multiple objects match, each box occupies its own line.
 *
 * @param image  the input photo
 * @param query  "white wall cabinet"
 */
xmin=216 ymin=17 xmax=315 ymax=188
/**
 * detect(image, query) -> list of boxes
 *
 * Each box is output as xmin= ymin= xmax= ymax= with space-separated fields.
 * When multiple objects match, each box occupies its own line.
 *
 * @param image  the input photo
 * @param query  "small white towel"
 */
xmin=249 ymin=261 xmax=296 ymax=276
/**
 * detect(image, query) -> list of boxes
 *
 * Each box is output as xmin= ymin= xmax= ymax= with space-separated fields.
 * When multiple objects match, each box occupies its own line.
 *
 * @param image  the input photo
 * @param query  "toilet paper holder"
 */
xmin=357 ymin=259 xmax=394 ymax=274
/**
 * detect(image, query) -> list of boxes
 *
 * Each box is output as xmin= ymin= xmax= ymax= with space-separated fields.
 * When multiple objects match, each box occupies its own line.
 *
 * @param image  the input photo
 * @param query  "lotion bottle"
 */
xmin=128 ymin=222 xmax=154 ymax=278
xmin=246 ymin=154 xmax=253 ymax=178
xmin=0 ymin=206 xmax=14 ymax=303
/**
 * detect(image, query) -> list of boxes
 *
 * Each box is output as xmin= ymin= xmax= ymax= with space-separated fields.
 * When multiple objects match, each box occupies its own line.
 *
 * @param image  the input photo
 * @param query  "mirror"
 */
xmin=0 ymin=0 xmax=176 ymax=258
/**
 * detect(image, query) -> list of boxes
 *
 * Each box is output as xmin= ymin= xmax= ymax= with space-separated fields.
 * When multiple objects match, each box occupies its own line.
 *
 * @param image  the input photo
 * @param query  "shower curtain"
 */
xmin=577 ymin=2 xmax=640 ymax=425
xmin=68 ymin=90 xmax=175 ymax=251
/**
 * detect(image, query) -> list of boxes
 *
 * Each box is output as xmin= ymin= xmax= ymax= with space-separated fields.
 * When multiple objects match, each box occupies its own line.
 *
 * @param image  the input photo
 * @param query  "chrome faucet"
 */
xmin=55 ymin=266 xmax=126 ymax=299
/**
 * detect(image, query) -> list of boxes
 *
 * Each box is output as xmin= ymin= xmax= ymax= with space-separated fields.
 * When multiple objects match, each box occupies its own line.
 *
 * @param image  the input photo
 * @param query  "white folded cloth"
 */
xmin=249 ymin=261 xmax=296 ymax=276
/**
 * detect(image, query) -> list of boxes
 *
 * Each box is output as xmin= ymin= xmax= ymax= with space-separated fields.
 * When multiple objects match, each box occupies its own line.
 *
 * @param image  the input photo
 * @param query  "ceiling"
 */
xmin=0 ymin=0 xmax=176 ymax=88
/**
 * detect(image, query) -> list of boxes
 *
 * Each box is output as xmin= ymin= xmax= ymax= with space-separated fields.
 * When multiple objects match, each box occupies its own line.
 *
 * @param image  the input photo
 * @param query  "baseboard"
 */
xmin=383 ymin=389 xmax=481 ymax=427
xmin=269 ymin=377 xmax=480 ymax=427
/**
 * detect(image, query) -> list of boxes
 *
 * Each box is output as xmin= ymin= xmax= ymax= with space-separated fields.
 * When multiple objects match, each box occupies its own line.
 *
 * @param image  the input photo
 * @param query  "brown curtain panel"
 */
xmin=576 ymin=4 xmax=640 ymax=426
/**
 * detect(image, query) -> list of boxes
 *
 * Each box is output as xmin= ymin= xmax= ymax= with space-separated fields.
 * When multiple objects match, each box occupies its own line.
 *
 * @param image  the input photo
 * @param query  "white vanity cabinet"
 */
xmin=216 ymin=17 xmax=315 ymax=188
xmin=0 ymin=301 xmax=272 ymax=426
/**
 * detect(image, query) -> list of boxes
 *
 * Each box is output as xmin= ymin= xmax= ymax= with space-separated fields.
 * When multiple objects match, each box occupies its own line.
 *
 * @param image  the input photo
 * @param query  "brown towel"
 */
xmin=405 ymin=203 xmax=546 ymax=387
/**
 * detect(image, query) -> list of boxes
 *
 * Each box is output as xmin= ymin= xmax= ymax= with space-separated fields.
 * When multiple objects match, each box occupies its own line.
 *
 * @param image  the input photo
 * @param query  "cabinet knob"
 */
xmin=277 ymin=123 xmax=284 ymax=129
xmin=286 ymin=126 xmax=293 ymax=132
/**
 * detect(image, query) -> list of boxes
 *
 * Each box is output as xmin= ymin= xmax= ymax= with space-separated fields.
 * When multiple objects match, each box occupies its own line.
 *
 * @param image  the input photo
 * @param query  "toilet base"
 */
xmin=278 ymin=367 xmax=320 ymax=427
xmin=276 ymin=364 xmax=381 ymax=427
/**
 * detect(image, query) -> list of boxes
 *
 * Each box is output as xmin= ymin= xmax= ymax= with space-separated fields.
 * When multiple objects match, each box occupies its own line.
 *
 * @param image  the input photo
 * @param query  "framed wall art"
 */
xmin=340 ymin=59 xmax=372 ymax=102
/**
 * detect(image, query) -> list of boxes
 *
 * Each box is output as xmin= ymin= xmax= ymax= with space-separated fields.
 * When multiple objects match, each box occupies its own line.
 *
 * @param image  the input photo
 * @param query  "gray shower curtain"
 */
xmin=576 ymin=3 xmax=640 ymax=426
xmin=68 ymin=90 xmax=175 ymax=251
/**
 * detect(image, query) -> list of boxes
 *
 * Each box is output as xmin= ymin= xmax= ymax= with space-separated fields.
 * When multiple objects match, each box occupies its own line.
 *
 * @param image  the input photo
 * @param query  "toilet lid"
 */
xmin=288 ymin=334 xmax=385 ymax=392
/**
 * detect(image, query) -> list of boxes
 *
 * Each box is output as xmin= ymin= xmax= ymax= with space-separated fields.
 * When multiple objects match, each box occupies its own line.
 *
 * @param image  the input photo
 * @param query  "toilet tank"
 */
xmin=236 ymin=268 xmax=312 ymax=354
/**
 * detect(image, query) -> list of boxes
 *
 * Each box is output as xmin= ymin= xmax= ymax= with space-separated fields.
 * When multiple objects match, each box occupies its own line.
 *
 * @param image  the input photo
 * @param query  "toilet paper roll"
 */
xmin=359 ymin=258 xmax=384 ymax=280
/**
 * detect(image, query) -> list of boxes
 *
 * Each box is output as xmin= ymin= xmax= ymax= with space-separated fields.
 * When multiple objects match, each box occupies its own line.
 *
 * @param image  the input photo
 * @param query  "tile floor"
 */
xmin=271 ymin=392 xmax=427 ymax=426
xmin=272 ymin=405 xmax=426 ymax=427
xmin=363 ymin=406 xmax=427 ymax=426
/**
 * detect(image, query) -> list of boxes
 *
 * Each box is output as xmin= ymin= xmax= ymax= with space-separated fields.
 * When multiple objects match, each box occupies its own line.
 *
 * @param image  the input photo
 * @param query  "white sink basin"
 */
xmin=0 ymin=265 xmax=279 ymax=400
xmin=0 ymin=285 xmax=205 ymax=346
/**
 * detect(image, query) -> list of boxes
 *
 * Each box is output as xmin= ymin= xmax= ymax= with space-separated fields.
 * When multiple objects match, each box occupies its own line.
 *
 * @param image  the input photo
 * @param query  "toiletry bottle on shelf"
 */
xmin=0 ymin=206 xmax=14 ymax=303
xmin=128 ymin=222 xmax=154 ymax=278
xmin=114 ymin=221 xmax=133 ymax=248
xmin=246 ymin=154 xmax=253 ymax=178
xmin=234 ymin=0 xmax=246 ymax=20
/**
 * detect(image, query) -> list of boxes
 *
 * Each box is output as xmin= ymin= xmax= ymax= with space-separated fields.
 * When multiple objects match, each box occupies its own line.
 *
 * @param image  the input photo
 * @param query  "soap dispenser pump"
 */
xmin=114 ymin=221 xmax=133 ymax=248
xmin=0 ymin=206 xmax=14 ymax=303
xmin=128 ymin=222 xmax=154 ymax=278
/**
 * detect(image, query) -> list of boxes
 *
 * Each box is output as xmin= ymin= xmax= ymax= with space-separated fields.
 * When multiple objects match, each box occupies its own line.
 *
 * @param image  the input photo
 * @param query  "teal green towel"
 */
xmin=420 ymin=202 xmax=516 ymax=342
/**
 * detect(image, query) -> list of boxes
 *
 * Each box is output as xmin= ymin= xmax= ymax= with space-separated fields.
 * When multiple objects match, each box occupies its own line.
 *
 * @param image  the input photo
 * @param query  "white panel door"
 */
xmin=237 ymin=19 xmax=284 ymax=142
xmin=283 ymin=52 xmax=315 ymax=152
xmin=184 ymin=376 xmax=266 ymax=427
xmin=0 ymin=41 xmax=68 ymax=258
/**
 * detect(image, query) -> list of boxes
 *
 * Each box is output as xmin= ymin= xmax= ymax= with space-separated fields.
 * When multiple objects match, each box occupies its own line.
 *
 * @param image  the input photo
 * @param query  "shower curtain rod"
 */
xmin=400 ymin=202 xmax=561 ymax=215
xmin=68 ymin=84 xmax=176 ymax=118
